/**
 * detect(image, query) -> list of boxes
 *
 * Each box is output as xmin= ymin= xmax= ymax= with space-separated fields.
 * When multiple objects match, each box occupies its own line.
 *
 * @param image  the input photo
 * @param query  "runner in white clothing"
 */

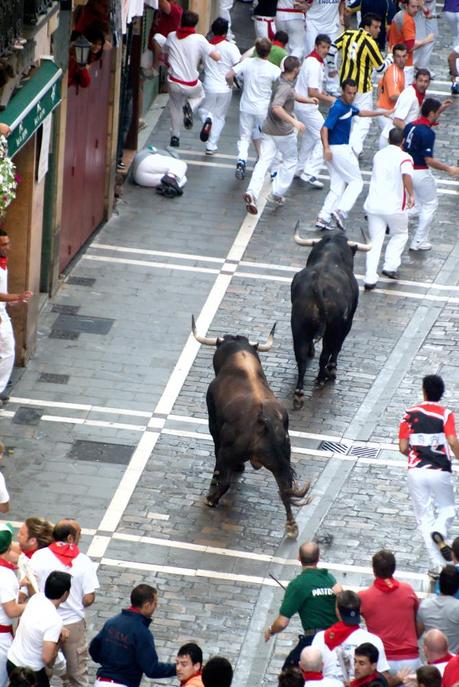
xmin=300 ymin=647 xmax=343 ymax=687
xmin=276 ymin=0 xmax=306 ymax=58
xmin=198 ymin=18 xmax=241 ymax=155
xmin=226 ymin=38 xmax=281 ymax=180
xmin=363 ymin=128 xmax=414 ymax=290
xmin=380 ymin=68 xmax=430 ymax=147
xmin=303 ymin=0 xmax=344 ymax=94
xmin=0 ymin=229 xmax=32 ymax=404
xmin=163 ymin=11 xmax=220 ymax=148
xmin=294 ymin=33 xmax=336 ymax=189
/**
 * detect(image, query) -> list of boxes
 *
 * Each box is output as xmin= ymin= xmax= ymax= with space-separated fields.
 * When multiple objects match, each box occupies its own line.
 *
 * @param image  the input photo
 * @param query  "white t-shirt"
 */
xmin=306 ymin=0 xmax=340 ymax=32
xmin=203 ymin=40 xmax=240 ymax=93
xmin=295 ymin=54 xmax=324 ymax=110
xmin=0 ymin=473 xmax=9 ymax=505
xmin=393 ymin=85 xmax=421 ymax=126
xmin=364 ymin=144 xmax=413 ymax=215
xmin=7 ymin=592 xmax=62 ymax=670
xmin=0 ymin=268 xmax=7 ymax=315
xmin=312 ymin=627 xmax=390 ymax=682
xmin=164 ymin=32 xmax=213 ymax=83
xmin=31 ymin=548 xmax=99 ymax=624
xmin=305 ymin=678 xmax=343 ymax=687
xmin=0 ymin=565 xmax=18 ymax=626
xmin=233 ymin=58 xmax=280 ymax=115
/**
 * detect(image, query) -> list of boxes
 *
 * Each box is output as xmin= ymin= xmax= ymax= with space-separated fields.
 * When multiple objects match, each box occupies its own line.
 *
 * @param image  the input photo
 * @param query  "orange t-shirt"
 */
xmin=388 ymin=13 xmax=416 ymax=66
xmin=377 ymin=64 xmax=405 ymax=109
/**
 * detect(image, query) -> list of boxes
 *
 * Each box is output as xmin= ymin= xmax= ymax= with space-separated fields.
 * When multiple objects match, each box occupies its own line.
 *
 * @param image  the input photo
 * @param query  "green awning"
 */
xmin=1 ymin=59 xmax=62 ymax=157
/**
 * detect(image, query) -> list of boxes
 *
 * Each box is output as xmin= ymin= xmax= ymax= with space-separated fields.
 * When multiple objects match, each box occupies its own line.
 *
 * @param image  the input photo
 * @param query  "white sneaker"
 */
xmin=410 ymin=241 xmax=432 ymax=251
xmin=300 ymin=173 xmax=324 ymax=189
xmin=267 ymin=192 xmax=285 ymax=206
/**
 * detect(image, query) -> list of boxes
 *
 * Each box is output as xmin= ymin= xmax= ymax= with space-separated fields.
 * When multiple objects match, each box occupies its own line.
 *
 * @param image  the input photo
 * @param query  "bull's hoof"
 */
xmin=326 ymin=364 xmax=337 ymax=380
xmin=206 ymin=496 xmax=218 ymax=508
xmin=315 ymin=375 xmax=326 ymax=387
xmin=285 ymin=521 xmax=299 ymax=539
xmin=293 ymin=390 xmax=304 ymax=410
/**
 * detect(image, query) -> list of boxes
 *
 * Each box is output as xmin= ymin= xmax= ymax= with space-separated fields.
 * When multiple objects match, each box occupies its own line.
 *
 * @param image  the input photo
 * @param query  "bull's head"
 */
xmin=191 ymin=315 xmax=277 ymax=352
xmin=294 ymin=226 xmax=371 ymax=252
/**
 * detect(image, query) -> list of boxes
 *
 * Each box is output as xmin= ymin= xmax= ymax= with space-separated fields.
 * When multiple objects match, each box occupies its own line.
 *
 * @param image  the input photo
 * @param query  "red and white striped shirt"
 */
xmin=399 ymin=402 xmax=456 ymax=471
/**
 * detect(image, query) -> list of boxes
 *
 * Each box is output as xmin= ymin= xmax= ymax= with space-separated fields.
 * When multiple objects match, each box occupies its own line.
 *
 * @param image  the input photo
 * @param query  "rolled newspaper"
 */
xmin=18 ymin=553 xmax=39 ymax=593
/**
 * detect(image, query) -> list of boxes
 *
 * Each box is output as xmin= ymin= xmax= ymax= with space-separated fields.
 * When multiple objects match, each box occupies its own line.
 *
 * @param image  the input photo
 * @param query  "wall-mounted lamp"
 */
xmin=74 ymin=35 xmax=91 ymax=67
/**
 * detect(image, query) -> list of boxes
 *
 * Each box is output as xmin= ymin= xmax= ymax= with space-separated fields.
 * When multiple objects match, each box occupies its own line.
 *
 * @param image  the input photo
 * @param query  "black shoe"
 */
xmin=431 ymin=531 xmax=453 ymax=562
xmin=170 ymin=136 xmax=180 ymax=147
xmin=200 ymin=117 xmax=212 ymax=142
xmin=382 ymin=270 xmax=399 ymax=280
xmin=364 ymin=283 xmax=376 ymax=291
xmin=235 ymin=160 xmax=246 ymax=180
xmin=183 ymin=102 xmax=193 ymax=129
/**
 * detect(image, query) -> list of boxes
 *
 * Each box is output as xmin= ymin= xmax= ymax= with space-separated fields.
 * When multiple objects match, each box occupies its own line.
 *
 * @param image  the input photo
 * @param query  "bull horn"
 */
xmin=347 ymin=240 xmax=372 ymax=252
xmin=250 ymin=322 xmax=277 ymax=352
xmin=294 ymin=228 xmax=321 ymax=247
xmin=191 ymin=315 xmax=219 ymax=346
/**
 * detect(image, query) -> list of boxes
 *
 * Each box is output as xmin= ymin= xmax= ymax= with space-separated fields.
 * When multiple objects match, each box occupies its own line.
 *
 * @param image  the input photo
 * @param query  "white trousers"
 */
xmin=247 ymin=131 xmax=298 ymax=200
xmin=364 ymin=212 xmax=408 ymax=284
xmin=349 ymin=91 xmax=373 ymax=156
xmin=0 ymin=633 xmax=12 ymax=687
xmin=414 ymin=12 xmax=437 ymax=70
xmin=254 ymin=16 xmax=276 ymax=40
xmin=275 ymin=17 xmax=305 ymax=58
xmin=218 ymin=0 xmax=234 ymax=34
xmin=134 ymin=155 xmax=187 ymax=188
xmin=198 ymin=91 xmax=232 ymax=150
xmin=294 ymin=105 xmax=324 ymax=178
xmin=445 ymin=11 xmax=459 ymax=48
xmin=319 ymin=144 xmax=363 ymax=221
xmin=411 ymin=169 xmax=438 ymax=245
xmin=167 ymin=80 xmax=205 ymax=138
xmin=0 ymin=315 xmax=14 ymax=394
xmin=407 ymin=469 xmax=455 ymax=568
xmin=237 ymin=111 xmax=266 ymax=161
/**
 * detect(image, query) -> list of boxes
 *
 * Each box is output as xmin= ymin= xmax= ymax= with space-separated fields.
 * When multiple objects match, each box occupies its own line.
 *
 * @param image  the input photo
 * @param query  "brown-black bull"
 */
xmin=291 ymin=229 xmax=371 ymax=409
xmin=191 ymin=316 xmax=310 ymax=538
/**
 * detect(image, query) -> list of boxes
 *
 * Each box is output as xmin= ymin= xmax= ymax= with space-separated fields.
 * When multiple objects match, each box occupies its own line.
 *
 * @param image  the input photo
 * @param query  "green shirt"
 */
xmin=250 ymin=45 xmax=287 ymax=67
xmin=279 ymin=568 xmax=338 ymax=631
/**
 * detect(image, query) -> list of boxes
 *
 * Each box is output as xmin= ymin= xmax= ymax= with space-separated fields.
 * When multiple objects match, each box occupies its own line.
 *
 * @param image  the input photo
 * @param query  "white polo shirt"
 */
xmin=295 ymin=54 xmax=324 ymax=110
xmin=305 ymin=0 xmax=341 ymax=34
xmin=364 ymin=145 xmax=414 ymax=215
xmin=232 ymin=58 xmax=280 ymax=115
xmin=0 ymin=473 xmax=9 ymax=505
xmin=7 ymin=592 xmax=62 ymax=671
xmin=203 ymin=40 xmax=240 ymax=94
xmin=164 ymin=32 xmax=214 ymax=84
xmin=312 ymin=627 xmax=390 ymax=682
xmin=31 ymin=548 xmax=99 ymax=625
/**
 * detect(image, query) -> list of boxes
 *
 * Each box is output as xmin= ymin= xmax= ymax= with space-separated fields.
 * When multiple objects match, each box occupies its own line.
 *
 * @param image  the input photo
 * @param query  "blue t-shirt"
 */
xmin=403 ymin=120 xmax=435 ymax=168
xmin=323 ymin=99 xmax=360 ymax=145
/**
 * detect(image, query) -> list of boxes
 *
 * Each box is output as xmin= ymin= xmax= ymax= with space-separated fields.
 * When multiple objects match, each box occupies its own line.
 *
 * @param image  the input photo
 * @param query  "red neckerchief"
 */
xmin=176 ymin=27 xmax=196 ymax=39
xmin=412 ymin=115 xmax=438 ymax=128
xmin=324 ymin=621 xmax=359 ymax=650
xmin=272 ymin=40 xmax=285 ymax=48
xmin=127 ymin=606 xmax=143 ymax=614
xmin=302 ymin=671 xmax=324 ymax=681
xmin=209 ymin=35 xmax=226 ymax=44
xmin=0 ymin=257 xmax=7 ymax=271
xmin=23 ymin=547 xmax=37 ymax=559
xmin=308 ymin=49 xmax=324 ymax=63
xmin=48 ymin=541 xmax=80 ymax=567
xmin=413 ymin=85 xmax=426 ymax=107
xmin=430 ymin=654 xmax=454 ymax=665
xmin=180 ymin=671 xmax=202 ymax=686
xmin=0 ymin=558 xmax=17 ymax=571
xmin=351 ymin=672 xmax=380 ymax=687
xmin=373 ymin=577 xmax=400 ymax=593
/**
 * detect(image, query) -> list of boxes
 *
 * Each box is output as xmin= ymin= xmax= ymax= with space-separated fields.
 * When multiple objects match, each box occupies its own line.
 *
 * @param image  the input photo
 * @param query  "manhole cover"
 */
xmin=13 ymin=407 xmax=43 ymax=426
xmin=67 ymin=277 xmax=96 ymax=287
xmin=38 ymin=373 xmax=70 ymax=385
xmin=51 ymin=304 xmax=80 ymax=315
xmin=53 ymin=314 xmax=114 ymax=335
xmin=67 ymin=440 xmax=135 ymax=465
xmin=319 ymin=440 xmax=351 ymax=454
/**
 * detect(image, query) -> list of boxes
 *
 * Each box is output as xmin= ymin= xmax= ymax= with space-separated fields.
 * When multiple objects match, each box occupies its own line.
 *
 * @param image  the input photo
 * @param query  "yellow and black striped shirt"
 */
xmin=334 ymin=28 xmax=385 ymax=93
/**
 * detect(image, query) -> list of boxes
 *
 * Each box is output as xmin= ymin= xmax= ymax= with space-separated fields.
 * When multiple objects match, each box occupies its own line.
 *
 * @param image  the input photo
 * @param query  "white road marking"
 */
xmin=92 ymin=243 xmax=225 ymax=264
xmin=83 ymin=254 xmax=221 ymax=275
xmin=40 ymin=415 xmax=147 ymax=431
xmin=8 ymin=397 xmax=151 ymax=417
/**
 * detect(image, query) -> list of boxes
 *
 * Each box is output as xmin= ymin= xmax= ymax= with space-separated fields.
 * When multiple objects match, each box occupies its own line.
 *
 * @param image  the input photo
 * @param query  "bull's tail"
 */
xmin=310 ymin=281 xmax=326 ymax=342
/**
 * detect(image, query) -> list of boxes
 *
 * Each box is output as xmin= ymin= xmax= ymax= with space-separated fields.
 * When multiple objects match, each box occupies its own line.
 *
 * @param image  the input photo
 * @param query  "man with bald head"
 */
xmin=264 ymin=542 xmax=341 ymax=669
xmin=423 ymin=630 xmax=454 ymax=676
xmin=31 ymin=519 xmax=99 ymax=687
xmin=300 ymin=647 xmax=342 ymax=687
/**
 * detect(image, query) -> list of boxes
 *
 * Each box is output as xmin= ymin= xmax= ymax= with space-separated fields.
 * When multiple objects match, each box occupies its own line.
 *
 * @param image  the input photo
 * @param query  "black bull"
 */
xmin=192 ymin=317 xmax=310 ymax=538
xmin=291 ymin=231 xmax=370 ymax=409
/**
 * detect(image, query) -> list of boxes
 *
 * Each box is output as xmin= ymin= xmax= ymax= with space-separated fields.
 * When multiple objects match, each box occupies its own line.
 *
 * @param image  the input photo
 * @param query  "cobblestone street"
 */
xmin=1 ymin=5 xmax=459 ymax=686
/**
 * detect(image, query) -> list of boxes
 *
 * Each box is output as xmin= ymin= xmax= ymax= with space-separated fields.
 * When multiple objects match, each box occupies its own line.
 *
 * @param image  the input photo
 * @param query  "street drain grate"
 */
xmin=319 ymin=440 xmax=351 ymax=454
xmin=51 ymin=304 xmax=81 ymax=315
xmin=49 ymin=330 xmax=80 ymax=340
xmin=67 ymin=277 xmax=96 ymax=287
xmin=52 ymin=314 xmax=114 ymax=335
xmin=348 ymin=446 xmax=380 ymax=459
xmin=38 ymin=373 xmax=70 ymax=385
xmin=67 ymin=440 xmax=135 ymax=465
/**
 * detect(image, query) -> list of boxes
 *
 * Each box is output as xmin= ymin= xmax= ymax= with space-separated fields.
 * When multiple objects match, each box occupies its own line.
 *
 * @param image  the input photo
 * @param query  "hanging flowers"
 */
xmin=0 ymin=134 xmax=17 ymax=218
